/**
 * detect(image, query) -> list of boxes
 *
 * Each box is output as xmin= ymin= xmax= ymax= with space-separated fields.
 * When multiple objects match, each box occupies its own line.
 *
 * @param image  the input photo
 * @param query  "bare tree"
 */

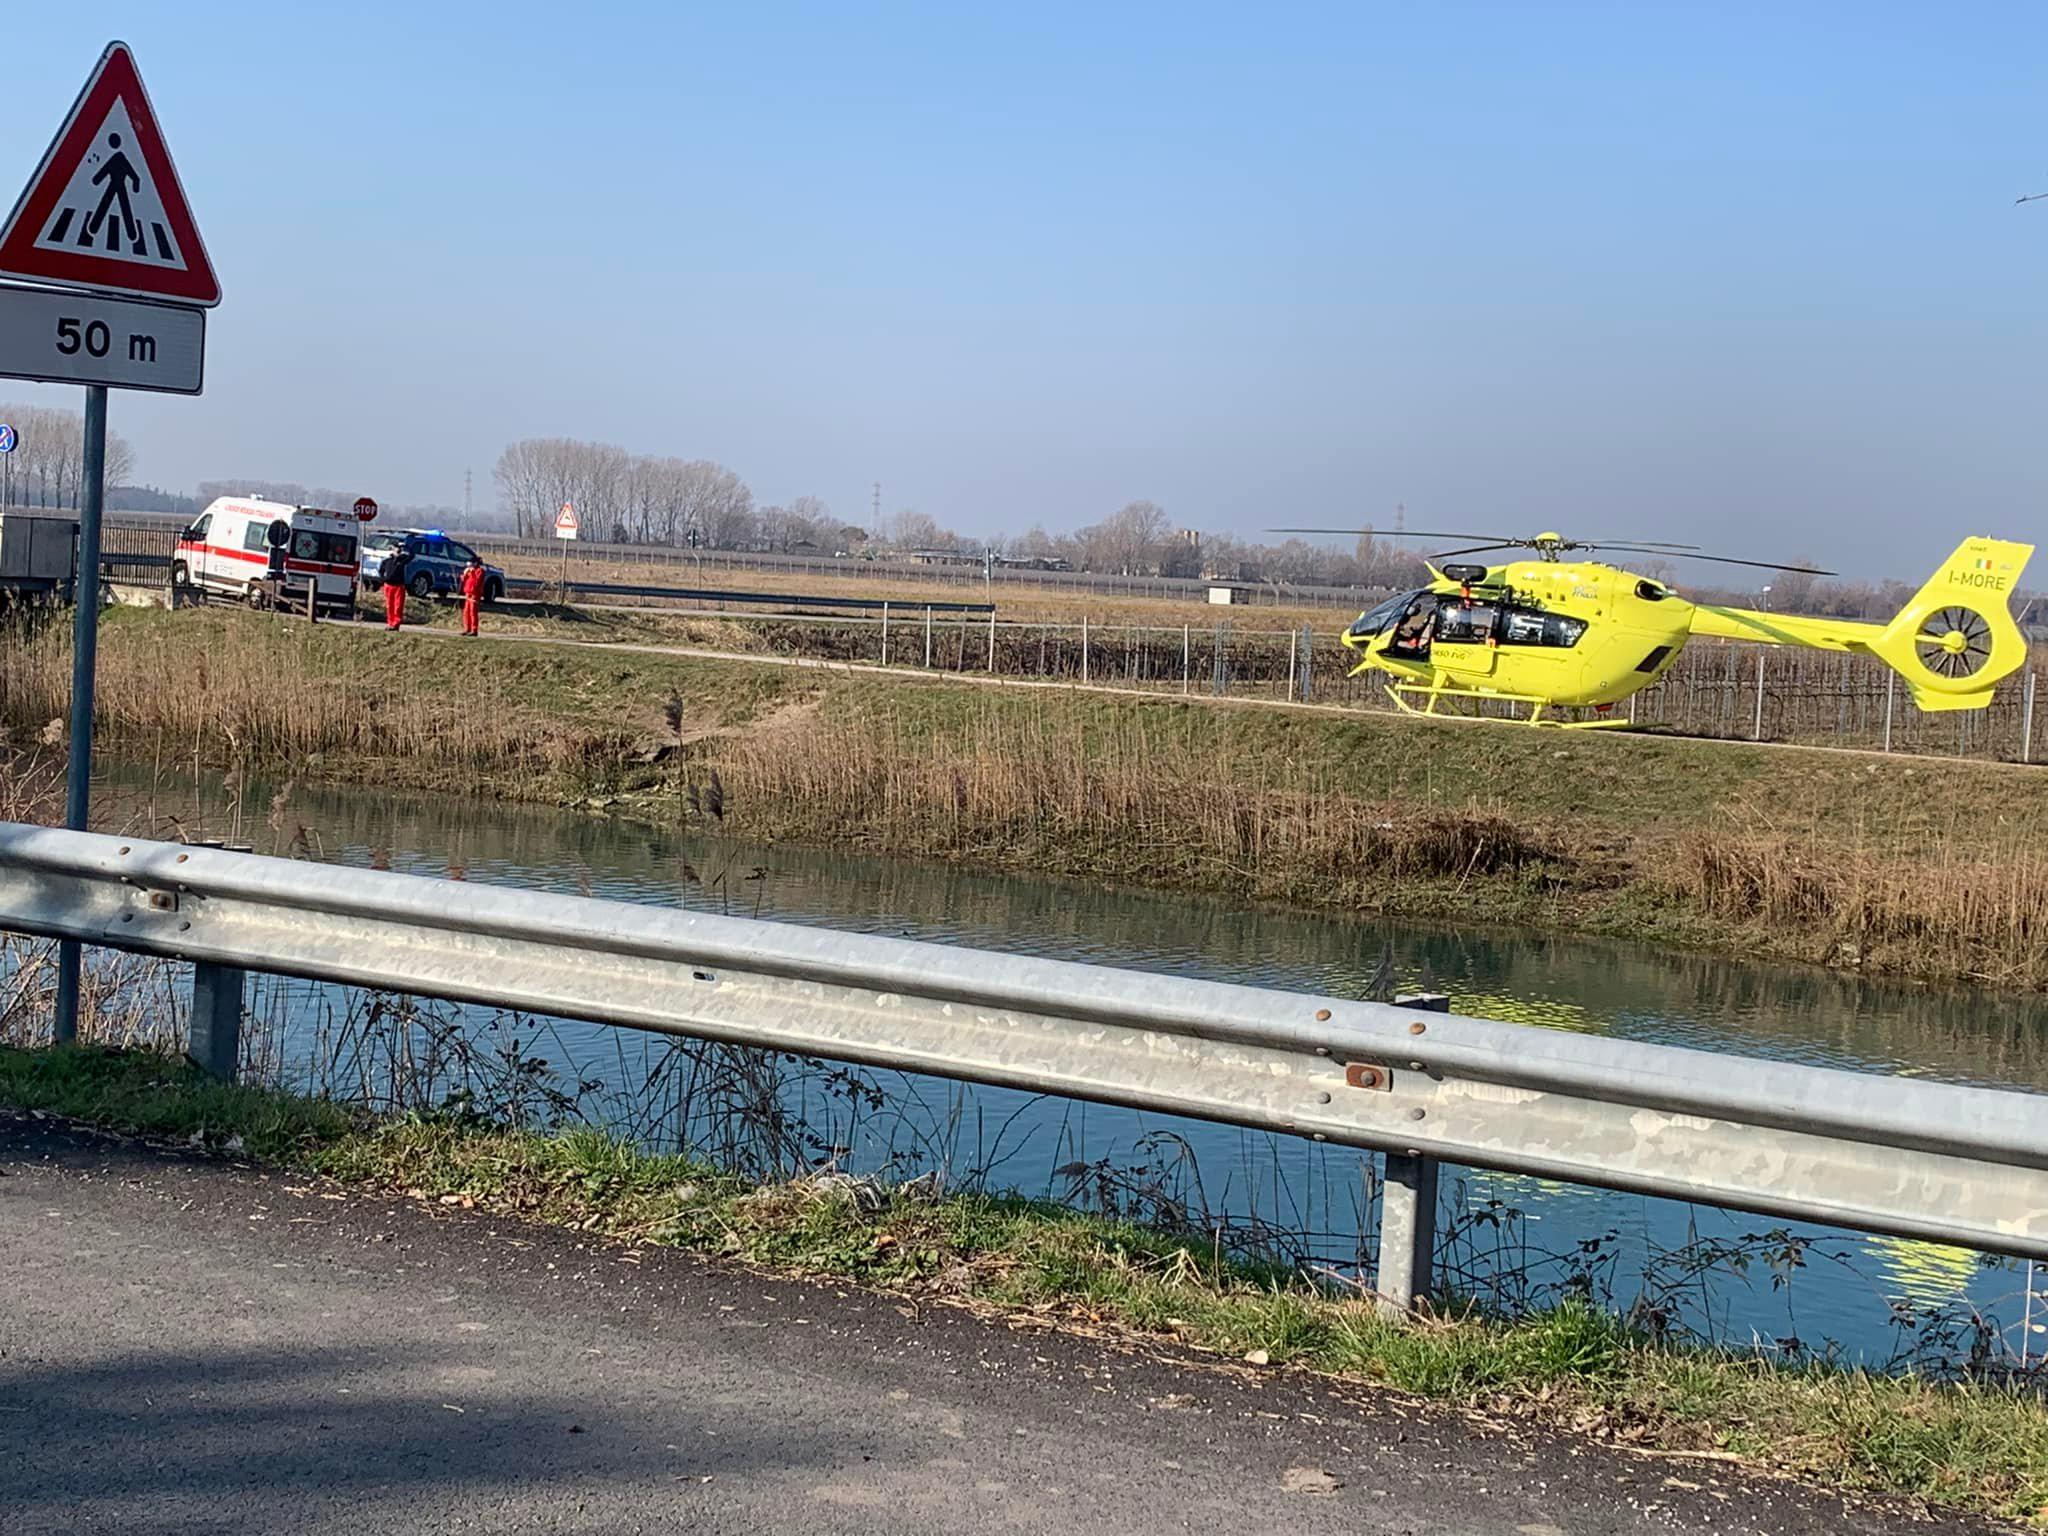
xmin=885 ymin=509 xmax=948 ymax=550
xmin=0 ymin=402 xmax=137 ymax=513
xmin=670 ymin=459 xmax=754 ymax=548
xmin=1768 ymin=560 xmax=1822 ymax=613
xmin=492 ymin=441 xmax=554 ymax=538
xmin=1011 ymin=524 xmax=1058 ymax=560
xmin=1080 ymin=500 xmax=1169 ymax=574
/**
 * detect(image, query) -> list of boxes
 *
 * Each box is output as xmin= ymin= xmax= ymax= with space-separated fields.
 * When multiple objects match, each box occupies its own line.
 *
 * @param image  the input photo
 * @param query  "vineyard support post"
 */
xmin=2019 ymin=669 xmax=2036 ymax=764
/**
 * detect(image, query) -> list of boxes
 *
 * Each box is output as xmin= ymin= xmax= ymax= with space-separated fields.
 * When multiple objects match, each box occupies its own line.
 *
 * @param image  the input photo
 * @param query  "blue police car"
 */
xmin=359 ymin=529 xmax=505 ymax=601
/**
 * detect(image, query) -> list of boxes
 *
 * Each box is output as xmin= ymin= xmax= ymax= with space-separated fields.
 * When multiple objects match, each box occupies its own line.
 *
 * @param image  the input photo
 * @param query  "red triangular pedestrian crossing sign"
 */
xmin=0 ymin=42 xmax=220 ymax=306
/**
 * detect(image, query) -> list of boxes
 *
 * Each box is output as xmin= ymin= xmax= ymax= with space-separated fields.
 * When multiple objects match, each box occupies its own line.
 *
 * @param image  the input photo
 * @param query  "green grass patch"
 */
xmin=6 ymin=1044 xmax=2045 ymax=1523
xmin=0 ymin=1044 xmax=358 ymax=1159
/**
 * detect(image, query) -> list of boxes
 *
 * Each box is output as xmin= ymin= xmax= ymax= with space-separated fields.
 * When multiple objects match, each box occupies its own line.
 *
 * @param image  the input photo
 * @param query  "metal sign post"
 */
xmin=553 ymin=501 xmax=578 ymax=595
xmin=0 ymin=42 xmax=219 ymax=1046
xmin=49 ymin=388 xmax=107 ymax=1039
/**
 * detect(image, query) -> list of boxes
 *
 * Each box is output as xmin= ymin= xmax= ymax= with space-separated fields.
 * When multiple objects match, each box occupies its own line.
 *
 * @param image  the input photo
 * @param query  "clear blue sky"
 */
xmin=1 ymin=3 xmax=2043 ymax=576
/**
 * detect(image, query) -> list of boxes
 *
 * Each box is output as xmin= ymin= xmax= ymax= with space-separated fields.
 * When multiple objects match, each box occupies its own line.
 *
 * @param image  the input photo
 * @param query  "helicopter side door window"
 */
xmin=1435 ymin=601 xmax=1498 ymax=645
xmin=1495 ymin=604 xmax=1587 ymax=648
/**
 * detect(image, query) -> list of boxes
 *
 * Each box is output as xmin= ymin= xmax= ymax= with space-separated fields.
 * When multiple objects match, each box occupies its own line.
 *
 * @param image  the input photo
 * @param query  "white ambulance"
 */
xmin=173 ymin=497 xmax=366 ymax=612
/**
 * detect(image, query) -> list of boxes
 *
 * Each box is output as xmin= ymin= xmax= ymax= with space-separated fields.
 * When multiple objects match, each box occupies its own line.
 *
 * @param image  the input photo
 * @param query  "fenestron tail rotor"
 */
xmin=1914 ymin=605 xmax=1995 ymax=680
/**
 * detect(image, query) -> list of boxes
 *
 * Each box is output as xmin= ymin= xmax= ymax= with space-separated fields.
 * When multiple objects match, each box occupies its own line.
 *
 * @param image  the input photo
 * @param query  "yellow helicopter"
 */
xmin=1274 ymin=529 xmax=2035 ymax=727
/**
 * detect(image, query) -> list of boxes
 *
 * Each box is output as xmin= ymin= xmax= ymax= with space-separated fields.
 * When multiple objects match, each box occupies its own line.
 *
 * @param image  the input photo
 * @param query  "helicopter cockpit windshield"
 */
xmin=1348 ymin=589 xmax=1441 ymax=660
xmin=1348 ymin=589 xmax=1429 ymax=644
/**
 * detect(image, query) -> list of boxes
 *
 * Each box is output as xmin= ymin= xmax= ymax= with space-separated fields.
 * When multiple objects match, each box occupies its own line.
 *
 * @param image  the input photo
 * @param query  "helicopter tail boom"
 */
xmin=1689 ymin=538 xmax=2034 ymax=712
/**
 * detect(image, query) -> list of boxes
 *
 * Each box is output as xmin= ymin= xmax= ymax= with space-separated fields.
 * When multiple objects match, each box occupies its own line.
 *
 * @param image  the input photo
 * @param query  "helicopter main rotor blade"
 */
xmin=1427 ymin=544 xmax=1523 ymax=560
xmin=1593 ymin=544 xmax=1836 ymax=576
xmin=1266 ymin=528 xmax=1518 ymax=543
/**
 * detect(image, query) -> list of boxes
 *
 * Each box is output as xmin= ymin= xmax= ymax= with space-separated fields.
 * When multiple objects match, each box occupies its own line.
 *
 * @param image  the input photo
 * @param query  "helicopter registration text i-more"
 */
xmin=1291 ymin=531 xmax=2035 ymax=727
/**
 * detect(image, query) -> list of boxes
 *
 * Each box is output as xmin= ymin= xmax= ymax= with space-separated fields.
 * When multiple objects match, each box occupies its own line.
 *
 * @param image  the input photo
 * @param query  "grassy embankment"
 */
xmin=5 ymin=606 xmax=2048 ymax=988
xmin=3 ymin=1044 xmax=2042 ymax=1522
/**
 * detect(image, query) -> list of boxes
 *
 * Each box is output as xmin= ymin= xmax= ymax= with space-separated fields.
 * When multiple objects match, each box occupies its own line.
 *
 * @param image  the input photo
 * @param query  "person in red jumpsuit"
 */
xmin=381 ymin=544 xmax=410 ymax=631
xmin=459 ymin=554 xmax=487 ymax=636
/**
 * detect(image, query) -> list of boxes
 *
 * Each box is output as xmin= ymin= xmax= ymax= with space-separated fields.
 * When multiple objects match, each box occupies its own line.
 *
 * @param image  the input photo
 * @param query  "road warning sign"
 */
xmin=554 ymin=502 xmax=580 ymax=540
xmin=0 ymin=42 xmax=220 ymax=307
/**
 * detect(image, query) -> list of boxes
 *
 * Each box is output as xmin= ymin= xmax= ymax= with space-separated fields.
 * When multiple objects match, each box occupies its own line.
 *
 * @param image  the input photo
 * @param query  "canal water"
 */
xmin=103 ymin=767 xmax=2047 ymax=1366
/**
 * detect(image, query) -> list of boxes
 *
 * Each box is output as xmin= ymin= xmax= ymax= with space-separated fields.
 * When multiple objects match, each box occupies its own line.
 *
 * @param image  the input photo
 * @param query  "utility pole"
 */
xmin=872 ymin=481 xmax=881 ymax=535
xmin=463 ymin=468 xmax=472 ymax=522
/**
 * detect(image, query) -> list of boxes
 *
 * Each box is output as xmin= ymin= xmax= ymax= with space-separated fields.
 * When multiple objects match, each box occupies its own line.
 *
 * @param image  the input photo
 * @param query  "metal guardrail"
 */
xmin=1 ymin=823 xmax=2043 ymax=1313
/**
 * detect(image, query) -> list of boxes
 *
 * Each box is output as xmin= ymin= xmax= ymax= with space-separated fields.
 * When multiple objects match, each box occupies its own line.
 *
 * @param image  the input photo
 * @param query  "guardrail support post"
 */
xmin=188 ymin=961 xmax=244 ymax=1081
xmin=1377 ymin=991 xmax=1449 ymax=1318
xmin=1377 ymin=1152 xmax=1438 ymax=1319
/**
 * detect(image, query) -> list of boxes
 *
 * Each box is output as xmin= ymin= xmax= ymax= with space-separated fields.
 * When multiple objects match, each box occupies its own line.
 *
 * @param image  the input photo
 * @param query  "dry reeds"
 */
xmin=711 ymin=700 xmax=1561 ymax=899
xmin=0 ymin=615 xmax=610 ymax=794
xmin=1669 ymin=831 xmax=2048 ymax=986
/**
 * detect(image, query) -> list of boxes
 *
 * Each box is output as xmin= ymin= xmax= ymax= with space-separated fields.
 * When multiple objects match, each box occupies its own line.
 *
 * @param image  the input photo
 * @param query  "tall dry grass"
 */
xmin=0 ymin=614 xmax=602 ymax=792
xmin=1671 ymin=831 xmax=2048 ymax=987
xmin=711 ymin=700 xmax=1562 ymax=900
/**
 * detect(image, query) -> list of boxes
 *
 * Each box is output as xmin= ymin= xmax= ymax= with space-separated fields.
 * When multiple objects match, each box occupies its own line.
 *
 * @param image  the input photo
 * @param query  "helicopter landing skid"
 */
xmin=1382 ymin=681 xmax=1639 ymax=729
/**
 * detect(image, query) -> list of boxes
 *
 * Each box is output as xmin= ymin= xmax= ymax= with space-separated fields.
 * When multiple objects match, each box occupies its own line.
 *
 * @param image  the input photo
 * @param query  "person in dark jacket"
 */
xmin=379 ymin=543 xmax=411 ymax=631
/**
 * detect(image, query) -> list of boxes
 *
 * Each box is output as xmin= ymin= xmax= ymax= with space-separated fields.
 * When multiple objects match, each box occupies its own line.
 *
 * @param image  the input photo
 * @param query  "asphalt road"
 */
xmin=0 ymin=1112 xmax=2009 ymax=1536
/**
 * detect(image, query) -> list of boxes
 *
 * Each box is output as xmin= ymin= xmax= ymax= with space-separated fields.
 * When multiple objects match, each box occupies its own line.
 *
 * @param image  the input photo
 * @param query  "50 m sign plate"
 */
xmin=0 ymin=282 xmax=203 ymax=394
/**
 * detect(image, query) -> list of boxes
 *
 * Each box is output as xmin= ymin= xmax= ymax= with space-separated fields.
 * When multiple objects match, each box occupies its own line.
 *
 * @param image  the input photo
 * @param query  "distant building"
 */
xmin=903 ymin=547 xmax=980 ymax=567
xmin=1160 ymin=528 xmax=1203 ymax=579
